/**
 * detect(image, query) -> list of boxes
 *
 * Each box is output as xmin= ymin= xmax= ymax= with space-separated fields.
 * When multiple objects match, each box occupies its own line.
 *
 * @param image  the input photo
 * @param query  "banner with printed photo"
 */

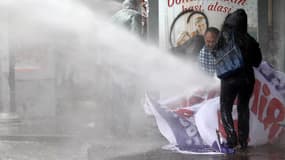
xmin=159 ymin=0 xmax=258 ymax=51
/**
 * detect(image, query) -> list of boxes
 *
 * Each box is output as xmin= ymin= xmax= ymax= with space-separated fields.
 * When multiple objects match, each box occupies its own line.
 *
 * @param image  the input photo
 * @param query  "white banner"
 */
xmin=159 ymin=0 xmax=258 ymax=49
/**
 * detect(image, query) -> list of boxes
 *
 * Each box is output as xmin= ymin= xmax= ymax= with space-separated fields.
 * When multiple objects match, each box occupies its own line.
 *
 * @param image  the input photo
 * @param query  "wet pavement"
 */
xmin=1 ymin=136 xmax=285 ymax=160
xmin=0 ymin=115 xmax=285 ymax=160
xmin=87 ymin=137 xmax=285 ymax=160
xmin=0 ymin=141 xmax=89 ymax=160
xmin=106 ymin=145 xmax=285 ymax=160
xmin=0 ymin=117 xmax=88 ymax=160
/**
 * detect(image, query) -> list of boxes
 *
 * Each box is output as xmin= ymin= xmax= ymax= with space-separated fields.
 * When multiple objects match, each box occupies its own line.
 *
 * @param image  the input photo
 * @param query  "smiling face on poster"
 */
xmin=160 ymin=0 xmax=258 ymax=49
xmin=188 ymin=14 xmax=207 ymax=37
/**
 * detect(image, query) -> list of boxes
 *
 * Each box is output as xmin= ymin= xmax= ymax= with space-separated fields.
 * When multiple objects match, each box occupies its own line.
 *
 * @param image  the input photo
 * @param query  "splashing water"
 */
xmin=1 ymin=0 xmax=218 ymax=138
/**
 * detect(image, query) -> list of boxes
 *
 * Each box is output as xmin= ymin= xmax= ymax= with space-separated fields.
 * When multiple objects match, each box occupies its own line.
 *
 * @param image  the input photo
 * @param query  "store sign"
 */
xmin=159 ymin=0 xmax=257 ymax=49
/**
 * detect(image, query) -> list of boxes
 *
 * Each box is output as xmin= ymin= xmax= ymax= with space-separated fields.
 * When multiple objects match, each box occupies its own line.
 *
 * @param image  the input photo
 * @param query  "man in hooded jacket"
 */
xmin=214 ymin=9 xmax=262 ymax=150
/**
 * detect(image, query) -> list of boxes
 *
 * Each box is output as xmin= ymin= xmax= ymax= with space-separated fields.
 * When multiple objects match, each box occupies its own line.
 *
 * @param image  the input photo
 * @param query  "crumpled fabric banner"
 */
xmin=144 ymin=61 xmax=285 ymax=154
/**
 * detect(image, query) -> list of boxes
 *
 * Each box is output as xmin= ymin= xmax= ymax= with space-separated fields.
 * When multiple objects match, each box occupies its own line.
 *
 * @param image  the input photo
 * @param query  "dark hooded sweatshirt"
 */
xmin=215 ymin=9 xmax=262 ymax=79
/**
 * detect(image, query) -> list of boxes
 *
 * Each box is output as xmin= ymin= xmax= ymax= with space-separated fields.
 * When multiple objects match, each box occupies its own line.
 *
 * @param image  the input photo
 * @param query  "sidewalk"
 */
xmin=0 ymin=116 xmax=80 ymax=142
xmin=0 ymin=114 xmax=161 ymax=143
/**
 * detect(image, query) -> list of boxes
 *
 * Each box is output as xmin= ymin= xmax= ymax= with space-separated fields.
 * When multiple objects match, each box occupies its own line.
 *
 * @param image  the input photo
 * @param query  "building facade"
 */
xmin=147 ymin=0 xmax=285 ymax=71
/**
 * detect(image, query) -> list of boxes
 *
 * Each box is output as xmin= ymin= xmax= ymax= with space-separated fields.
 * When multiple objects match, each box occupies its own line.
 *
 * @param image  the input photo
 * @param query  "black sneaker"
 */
xmin=240 ymin=142 xmax=248 ymax=150
xmin=226 ymin=141 xmax=238 ymax=148
xmin=236 ymin=145 xmax=248 ymax=154
xmin=226 ymin=137 xmax=238 ymax=148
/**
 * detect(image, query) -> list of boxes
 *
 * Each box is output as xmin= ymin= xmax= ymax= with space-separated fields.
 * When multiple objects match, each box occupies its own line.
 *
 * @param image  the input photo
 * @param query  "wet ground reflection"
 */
xmin=0 ymin=141 xmax=89 ymax=160
xmin=97 ymin=143 xmax=285 ymax=160
xmin=0 ymin=138 xmax=285 ymax=160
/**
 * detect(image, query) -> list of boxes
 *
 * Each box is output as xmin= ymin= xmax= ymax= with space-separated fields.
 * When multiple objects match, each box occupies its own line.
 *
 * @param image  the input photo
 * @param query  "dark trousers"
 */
xmin=220 ymin=73 xmax=255 ymax=147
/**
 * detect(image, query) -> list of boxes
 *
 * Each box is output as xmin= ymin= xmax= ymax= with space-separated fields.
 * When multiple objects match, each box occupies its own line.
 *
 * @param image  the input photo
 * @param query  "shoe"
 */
xmin=236 ymin=147 xmax=248 ymax=155
xmin=239 ymin=141 xmax=248 ymax=150
xmin=236 ymin=145 xmax=248 ymax=154
xmin=220 ymin=142 xmax=235 ymax=154
xmin=226 ymin=136 xmax=238 ymax=148
xmin=226 ymin=142 xmax=237 ymax=148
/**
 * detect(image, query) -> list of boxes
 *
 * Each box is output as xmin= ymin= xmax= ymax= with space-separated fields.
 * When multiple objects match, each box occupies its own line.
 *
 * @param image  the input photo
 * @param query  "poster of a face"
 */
xmin=188 ymin=14 xmax=207 ymax=38
xmin=160 ymin=0 xmax=258 ymax=50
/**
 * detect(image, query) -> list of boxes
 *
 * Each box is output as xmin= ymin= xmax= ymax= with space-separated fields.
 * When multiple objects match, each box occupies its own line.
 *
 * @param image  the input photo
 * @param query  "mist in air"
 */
xmin=0 ymin=0 xmax=217 ymax=139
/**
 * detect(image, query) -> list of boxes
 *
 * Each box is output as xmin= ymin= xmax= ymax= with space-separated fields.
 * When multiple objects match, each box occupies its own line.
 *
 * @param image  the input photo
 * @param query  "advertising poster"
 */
xmin=159 ymin=0 xmax=258 ymax=51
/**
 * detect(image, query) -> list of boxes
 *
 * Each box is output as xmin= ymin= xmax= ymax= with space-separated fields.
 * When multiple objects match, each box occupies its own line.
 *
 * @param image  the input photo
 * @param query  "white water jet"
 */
xmin=0 ymin=0 xmax=217 ymax=137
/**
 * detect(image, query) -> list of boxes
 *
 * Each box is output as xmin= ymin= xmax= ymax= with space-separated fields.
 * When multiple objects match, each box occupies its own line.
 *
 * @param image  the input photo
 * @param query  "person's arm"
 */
xmin=246 ymin=34 xmax=262 ymax=67
xmin=198 ymin=48 xmax=206 ymax=70
xmin=252 ymin=42 xmax=262 ymax=67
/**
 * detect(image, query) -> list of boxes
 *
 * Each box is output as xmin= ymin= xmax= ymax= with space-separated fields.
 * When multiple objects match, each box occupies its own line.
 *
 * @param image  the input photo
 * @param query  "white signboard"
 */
xmin=159 ymin=0 xmax=258 ymax=49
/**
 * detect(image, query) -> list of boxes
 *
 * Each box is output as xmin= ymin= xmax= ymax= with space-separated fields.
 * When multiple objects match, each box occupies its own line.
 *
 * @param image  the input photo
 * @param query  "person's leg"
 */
xmin=237 ymin=77 xmax=255 ymax=149
xmin=220 ymin=78 xmax=239 ymax=148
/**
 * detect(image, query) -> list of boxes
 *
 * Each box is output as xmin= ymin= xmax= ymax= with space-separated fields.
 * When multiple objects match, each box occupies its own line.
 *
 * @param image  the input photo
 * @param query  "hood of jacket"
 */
xmin=224 ymin=9 xmax=248 ymax=34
